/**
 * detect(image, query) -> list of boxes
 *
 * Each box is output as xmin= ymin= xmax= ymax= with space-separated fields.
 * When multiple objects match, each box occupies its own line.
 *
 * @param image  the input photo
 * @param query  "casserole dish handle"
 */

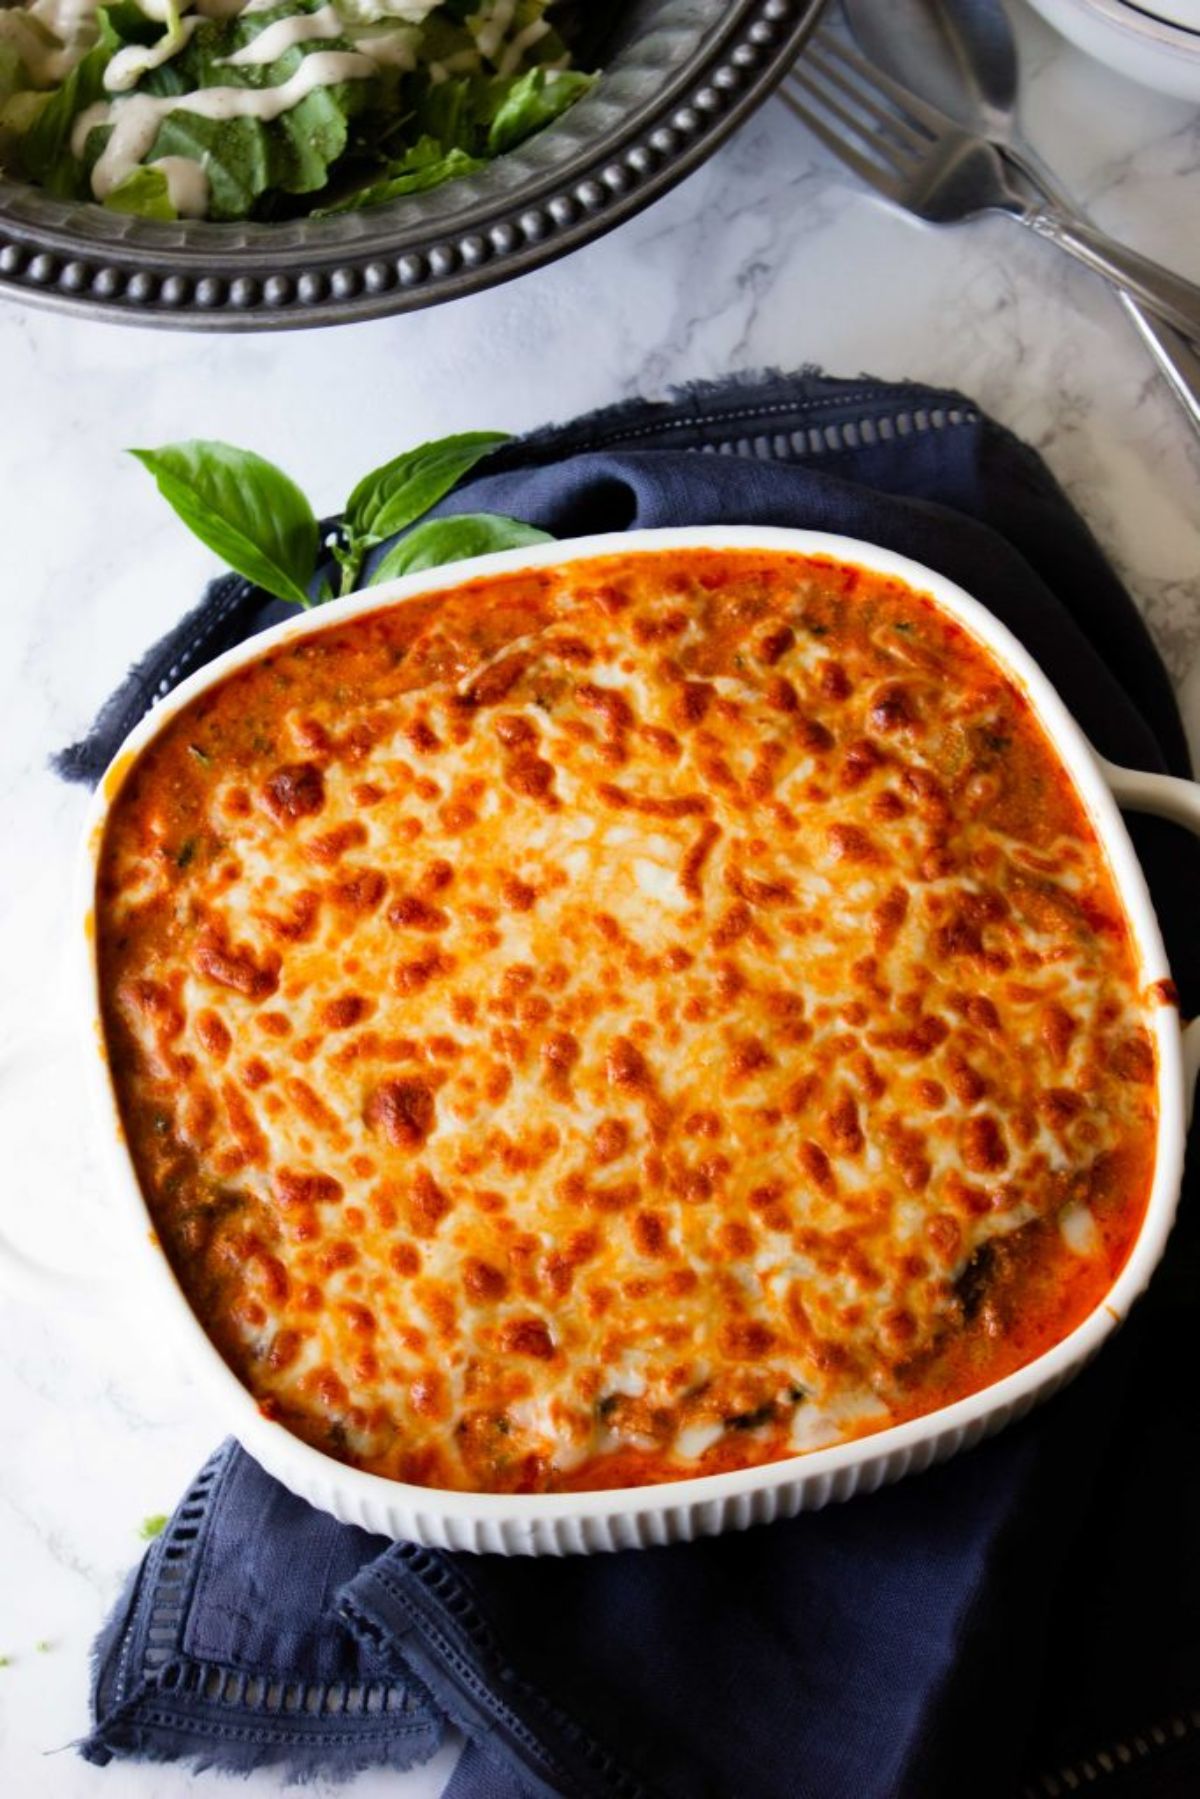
xmin=1097 ymin=756 xmax=1200 ymax=1108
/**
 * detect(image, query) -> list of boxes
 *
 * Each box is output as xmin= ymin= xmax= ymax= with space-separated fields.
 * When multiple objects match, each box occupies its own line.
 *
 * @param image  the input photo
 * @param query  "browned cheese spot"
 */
xmin=365 ymin=1078 xmax=436 ymax=1150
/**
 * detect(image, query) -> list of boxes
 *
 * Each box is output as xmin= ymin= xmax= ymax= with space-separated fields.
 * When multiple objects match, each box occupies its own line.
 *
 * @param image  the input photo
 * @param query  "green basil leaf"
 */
xmin=368 ymin=512 xmax=552 ymax=586
xmin=104 ymin=164 xmax=177 ymax=220
xmin=345 ymin=430 xmax=509 ymax=548
xmin=130 ymin=440 xmax=317 ymax=607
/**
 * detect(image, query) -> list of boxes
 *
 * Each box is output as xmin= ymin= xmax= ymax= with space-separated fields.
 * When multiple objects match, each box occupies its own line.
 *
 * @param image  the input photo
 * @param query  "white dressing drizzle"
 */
xmin=3 ymin=0 xmax=101 ymax=85
xmin=472 ymin=0 xmax=515 ymax=61
xmin=74 ymin=47 xmax=376 ymax=196
xmin=105 ymin=16 xmax=201 ymax=93
xmin=26 ymin=0 xmax=102 ymax=50
xmin=155 ymin=150 xmax=209 ymax=212
xmin=496 ymin=15 xmax=547 ymax=77
xmin=0 ymin=13 xmax=75 ymax=85
xmin=349 ymin=26 xmax=417 ymax=69
xmin=332 ymin=0 xmax=439 ymax=19
xmin=136 ymin=0 xmax=187 ymax=22
xmin=426 ymin=44 xmax=479 ymax=82
xmin=191 ymin=0 xmax=277 ymax=18
xmin=216 ymin=3 xmax=343 ymax=66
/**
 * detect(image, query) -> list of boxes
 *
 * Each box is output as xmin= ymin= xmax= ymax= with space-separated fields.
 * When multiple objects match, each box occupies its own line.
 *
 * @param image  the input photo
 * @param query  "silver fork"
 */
xmin=782 ymin=26 xmax=1200 ymax=344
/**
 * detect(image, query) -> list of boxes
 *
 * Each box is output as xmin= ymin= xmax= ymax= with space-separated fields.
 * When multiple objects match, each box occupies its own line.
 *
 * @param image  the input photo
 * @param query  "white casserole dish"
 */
xmin=74 ymin=526 xmax=1200 ymax=1554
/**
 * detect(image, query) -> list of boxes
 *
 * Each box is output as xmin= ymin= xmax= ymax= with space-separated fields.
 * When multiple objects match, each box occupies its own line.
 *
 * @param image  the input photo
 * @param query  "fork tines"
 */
xmin=781 ymin=26 xmax=951 ymax=200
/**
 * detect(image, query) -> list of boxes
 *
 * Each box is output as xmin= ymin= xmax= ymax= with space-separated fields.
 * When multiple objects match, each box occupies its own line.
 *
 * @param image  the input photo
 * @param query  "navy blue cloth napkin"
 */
xmin=70 ymin=373 xmax=1200 ymax=1799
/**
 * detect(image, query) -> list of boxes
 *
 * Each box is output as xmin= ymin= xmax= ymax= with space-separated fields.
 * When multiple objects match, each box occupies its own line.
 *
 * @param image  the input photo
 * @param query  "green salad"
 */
xmin=0 ymin=0 xmax=596 ymax=221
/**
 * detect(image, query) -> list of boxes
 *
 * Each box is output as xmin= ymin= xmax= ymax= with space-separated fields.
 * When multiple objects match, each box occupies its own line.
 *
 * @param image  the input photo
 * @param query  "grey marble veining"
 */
xmin=0 ymin=4 xmax=1197 ymax=1791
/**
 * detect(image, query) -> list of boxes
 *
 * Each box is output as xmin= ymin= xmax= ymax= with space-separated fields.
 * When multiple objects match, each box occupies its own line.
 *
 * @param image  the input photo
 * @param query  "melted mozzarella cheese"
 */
xmin=96 ymin=550 xmax=1159 ymax=1493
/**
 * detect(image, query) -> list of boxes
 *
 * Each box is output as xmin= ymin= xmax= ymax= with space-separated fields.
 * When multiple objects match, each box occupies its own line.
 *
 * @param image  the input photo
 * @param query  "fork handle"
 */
xmin=1023 ymin=207 xmax=1200 ymax=343
xmin=1119 ymin=301 xmax=1200 ymax=441
xmin=1002 ymin=146 xmax=1200 ymax=441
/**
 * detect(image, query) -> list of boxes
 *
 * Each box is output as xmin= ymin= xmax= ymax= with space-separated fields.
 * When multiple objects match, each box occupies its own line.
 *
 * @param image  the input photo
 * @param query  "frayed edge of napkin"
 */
xmin=52 ymin=569 xmax=259 ymax=790
xmin=79 ymin=1441 xmax=445 ymax=1784
xmin=79 ymin=1715 xmax=444 ymax=1785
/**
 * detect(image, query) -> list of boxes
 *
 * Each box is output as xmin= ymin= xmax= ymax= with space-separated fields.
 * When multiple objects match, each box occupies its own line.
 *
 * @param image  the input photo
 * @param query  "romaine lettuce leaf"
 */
xmin=6 ymin=0 xmax=597 ymax=222
xmin=83 ymin=14 xmax=390 ymax=221
xmin=317 ymin=42 xmax=593 ymax=215
xmin=16 ymin=10 xmax=118 ymax=197
xmin=412 ymin=61 xmax=593 ymax=157
xmin=486 ymin=65 xmax=594 ymax=156
xmin=0 ymin=42 xmax=23 ymax=104
xmin=102 ymin=2 xmax=168 ymax=51
xmin=316 ymin=134 xmax=480 ymax=214
xmin=104 ymin=161 xmax=177 ymax=218
xmin=141 ymin=80 xmax=367 ymax=219
xmin=0 ymin=42 xmax=29 ymax=167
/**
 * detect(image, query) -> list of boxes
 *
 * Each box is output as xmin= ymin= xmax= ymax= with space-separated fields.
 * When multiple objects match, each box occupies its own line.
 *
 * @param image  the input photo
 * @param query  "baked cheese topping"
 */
xmin=96 ymin=550 xmax=1159 ymax=1492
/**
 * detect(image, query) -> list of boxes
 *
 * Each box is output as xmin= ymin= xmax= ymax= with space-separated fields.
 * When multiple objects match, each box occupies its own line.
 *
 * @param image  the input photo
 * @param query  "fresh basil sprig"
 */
xmin=131 ymin=431 xmax=552 ymax=608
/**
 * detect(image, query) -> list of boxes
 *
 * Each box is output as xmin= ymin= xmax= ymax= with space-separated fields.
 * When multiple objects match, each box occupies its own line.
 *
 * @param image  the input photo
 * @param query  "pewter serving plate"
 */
xmin=0 ymin=0 xmax=822 ymax=330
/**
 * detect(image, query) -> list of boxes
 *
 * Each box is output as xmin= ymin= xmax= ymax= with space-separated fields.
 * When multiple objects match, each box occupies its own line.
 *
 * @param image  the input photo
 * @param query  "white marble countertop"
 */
xmin=0 ymin=5 xmax=1197 ymax=1793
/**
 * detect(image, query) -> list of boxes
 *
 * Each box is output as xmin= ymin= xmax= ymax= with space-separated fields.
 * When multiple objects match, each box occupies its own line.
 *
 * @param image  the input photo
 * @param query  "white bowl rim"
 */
xmin=1088 ymin=0 xmax=1200 ymax=42
xmin=1117 ymin=0 xmax=1200 ymax=40
xmin=1026 ymin=0 xmax=1200 ymax=72
xmin=78 ymin=524 xmax=1190 ymax=1538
